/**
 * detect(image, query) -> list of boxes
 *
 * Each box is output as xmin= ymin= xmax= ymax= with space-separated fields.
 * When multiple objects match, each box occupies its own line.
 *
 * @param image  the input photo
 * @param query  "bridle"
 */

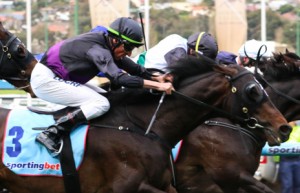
xmin=0 ymin=32 xmax=34 ymax=90
xmin=173 ymin=68 xmax=267 ymax=129
xmin=168 ymin=67 xmax=284 ymax=146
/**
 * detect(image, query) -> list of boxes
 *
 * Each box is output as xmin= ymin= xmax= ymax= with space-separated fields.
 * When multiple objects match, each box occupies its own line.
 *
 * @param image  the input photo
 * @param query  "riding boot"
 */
xmin=36 ymin=108 xmax=87 ymax=157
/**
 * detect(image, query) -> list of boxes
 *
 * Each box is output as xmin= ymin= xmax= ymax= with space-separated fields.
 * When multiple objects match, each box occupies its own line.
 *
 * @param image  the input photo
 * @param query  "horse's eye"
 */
xmin=14 ymin=44 xmax=26 ymax=57
xmin=244 ymin=83 xmax=264 ymax=103
xmin=17 ymin=47 xmax=23 ymax=53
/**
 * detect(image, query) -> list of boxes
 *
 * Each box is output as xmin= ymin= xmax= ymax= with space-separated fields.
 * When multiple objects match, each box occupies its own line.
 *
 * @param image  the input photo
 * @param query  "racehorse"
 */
xmin=0 ymin=21 xmax=292 ymax=193
xmin=262 ymin=50 xmax=300 ymax=122
xmin=174 ymin=50 xmax=300 ymax=193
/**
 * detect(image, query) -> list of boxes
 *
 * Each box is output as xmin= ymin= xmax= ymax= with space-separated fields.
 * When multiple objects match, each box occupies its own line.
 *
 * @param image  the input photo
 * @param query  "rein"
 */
xmin=172 ymin=90 xmax=251 ymax=125
xmin=256 ymin=73 xmax=300 ymax=105
xmin=14 ymin=83 xmax=30 ymax=90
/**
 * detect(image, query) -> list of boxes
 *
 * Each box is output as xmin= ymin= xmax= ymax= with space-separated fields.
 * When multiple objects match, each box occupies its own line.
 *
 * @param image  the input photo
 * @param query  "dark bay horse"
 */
xmin=0 ymin=21 xmax=292 ymax=193
xmin=174 ymin=51 xmax=300 ymax=193
xmin=262 ymin=50 xmax=300 ymax=122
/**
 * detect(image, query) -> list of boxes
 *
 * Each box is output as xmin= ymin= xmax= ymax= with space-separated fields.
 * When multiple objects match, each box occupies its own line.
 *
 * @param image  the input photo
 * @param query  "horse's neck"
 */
xmin=149 ymin=78 xmax=227 ymax=146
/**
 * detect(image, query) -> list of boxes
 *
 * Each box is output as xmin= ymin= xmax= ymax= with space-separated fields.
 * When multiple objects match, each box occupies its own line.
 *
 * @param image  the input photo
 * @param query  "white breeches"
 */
xmin=30 ymin=63 xmax=110 ymax=120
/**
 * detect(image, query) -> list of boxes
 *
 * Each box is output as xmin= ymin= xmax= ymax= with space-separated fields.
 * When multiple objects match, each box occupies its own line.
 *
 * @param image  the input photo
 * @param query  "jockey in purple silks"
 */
xmin=31 ymin=17 xmax=174 ymax=156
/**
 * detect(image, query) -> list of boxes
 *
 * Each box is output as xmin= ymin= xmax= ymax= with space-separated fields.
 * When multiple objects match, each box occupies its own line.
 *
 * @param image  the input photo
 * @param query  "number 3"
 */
xmin=6 ymin=126 xmax=24 ymax=157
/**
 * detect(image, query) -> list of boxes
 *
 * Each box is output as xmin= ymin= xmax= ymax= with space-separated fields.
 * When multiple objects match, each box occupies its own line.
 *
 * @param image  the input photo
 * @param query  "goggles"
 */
xmin=122 ymin=41 xmax=136 ymax=52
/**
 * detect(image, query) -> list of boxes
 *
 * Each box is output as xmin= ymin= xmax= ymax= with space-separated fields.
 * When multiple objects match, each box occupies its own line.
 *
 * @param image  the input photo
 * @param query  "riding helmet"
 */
xmin=187 ymin=32 xmax=218 ymax=60
xmin=238 ymin=39 xmax=271 ymax=60
xmin=108 ymin=17 xmax=144 ymax=47
xmin=216 ymin=51 xmax=237 ymax=65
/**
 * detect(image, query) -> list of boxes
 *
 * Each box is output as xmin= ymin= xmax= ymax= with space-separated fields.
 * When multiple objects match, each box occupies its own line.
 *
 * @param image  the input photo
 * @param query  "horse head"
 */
xmin=0 ymin=22 xmax=37 ymax=97
xmin=217 ymin=64 xmax=291 ymax=146
xmin=260 ymin=50 xmax=300 ymax=123
xmin=165 ymin=56 xmax=291 ymax=146
xmin=174 ymin=52 xmax=298 ymax=193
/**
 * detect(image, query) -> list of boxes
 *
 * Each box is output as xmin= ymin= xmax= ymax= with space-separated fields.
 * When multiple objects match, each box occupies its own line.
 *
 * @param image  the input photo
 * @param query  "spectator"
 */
xmin=279 ymin=121 xmax=300 ymax=193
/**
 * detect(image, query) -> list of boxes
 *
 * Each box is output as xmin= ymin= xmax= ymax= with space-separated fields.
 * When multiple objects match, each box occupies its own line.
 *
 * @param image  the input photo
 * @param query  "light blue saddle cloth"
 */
xmin=2 ymin=109 xmax=88 ymax=176
xmin=172 ymin=140 xmax=183 ymax=162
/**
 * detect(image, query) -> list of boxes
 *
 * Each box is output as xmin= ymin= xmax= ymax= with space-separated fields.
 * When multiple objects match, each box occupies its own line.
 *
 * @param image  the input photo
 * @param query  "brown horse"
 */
xmin=0 ymin=21 xmax=292 ymax=193
xmin=174 ymin=51 xmax=300 ymax=193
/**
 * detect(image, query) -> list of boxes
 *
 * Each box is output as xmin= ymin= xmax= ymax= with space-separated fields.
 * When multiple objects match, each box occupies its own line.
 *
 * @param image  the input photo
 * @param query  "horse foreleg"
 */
xmin=239 ymin=173 xmax=275 ymax=193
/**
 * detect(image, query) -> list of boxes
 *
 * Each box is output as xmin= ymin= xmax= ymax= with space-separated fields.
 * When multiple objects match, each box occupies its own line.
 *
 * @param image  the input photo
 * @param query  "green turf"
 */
xmin=0 ymin=89 xmax=27 ymax=95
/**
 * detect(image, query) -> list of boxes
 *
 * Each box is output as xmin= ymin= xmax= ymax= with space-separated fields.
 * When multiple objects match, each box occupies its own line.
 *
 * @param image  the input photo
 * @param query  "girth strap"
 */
xmin=60 ymin=134 xmax=81 ymax=193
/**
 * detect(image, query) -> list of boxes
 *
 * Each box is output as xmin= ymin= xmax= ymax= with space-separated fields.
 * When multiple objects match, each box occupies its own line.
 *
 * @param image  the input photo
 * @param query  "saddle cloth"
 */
xmin=2 ymin=109 xmax=88 ymax=177
xmin=172 ymin=140 xmax=183 ymax=162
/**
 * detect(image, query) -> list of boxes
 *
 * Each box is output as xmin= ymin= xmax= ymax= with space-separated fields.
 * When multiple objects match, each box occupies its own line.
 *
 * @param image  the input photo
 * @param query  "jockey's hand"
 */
xmin=158 ymin=82 xmax=174 ymax=95
xmin=152 ymin=73 xmax=174 ymax=83
xmin=143 ymin=80 xmax=175 ymax=95
xmin=152 ymin=74 xmax=166 ymax=83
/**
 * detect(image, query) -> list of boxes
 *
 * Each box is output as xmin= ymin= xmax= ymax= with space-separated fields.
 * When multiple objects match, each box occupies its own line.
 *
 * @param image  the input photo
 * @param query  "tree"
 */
xmin=149 ymin=7 xmax=211 ymax=45
xmin=247 ymin=9 xmax=283 ymax=41
xmin=278 ymin=4 xmax=295 ymax=14
xmin=69 ymin=0 xmax=91 ymax=36
xmin=202 ymin=0 xmax=214 ymax=8
xmin=282 ymin=22 xmax=297 ymax=50
xmin=12 ymin=1 xmax=25 ymax=11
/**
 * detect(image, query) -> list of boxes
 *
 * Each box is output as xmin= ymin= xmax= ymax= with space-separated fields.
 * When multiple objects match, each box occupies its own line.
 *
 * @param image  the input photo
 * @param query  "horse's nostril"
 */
xmin=279 ymin=125 xmax=292 ymax=135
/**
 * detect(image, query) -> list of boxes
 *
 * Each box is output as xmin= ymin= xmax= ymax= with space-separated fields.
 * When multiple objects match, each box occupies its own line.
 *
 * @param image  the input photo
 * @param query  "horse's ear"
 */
xmin=0 ymin=21 xmax=5 ymax=32
xmin=285 ymin=48 xmax=290 ymax=53
xmin=279 ymin=52 xmax=284 ymax=57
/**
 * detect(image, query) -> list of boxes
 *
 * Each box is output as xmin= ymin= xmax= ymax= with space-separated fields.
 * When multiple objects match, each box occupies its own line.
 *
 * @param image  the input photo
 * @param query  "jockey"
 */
xmin=132 ymin=32 xmax=218 ymax=83
xmin=134 ymin=32 xmax=218 ymax=71
xmin=237 ymin=39 xmax=271 ymax=67
xmin=31 ymin=17 xmax=174 ymax=156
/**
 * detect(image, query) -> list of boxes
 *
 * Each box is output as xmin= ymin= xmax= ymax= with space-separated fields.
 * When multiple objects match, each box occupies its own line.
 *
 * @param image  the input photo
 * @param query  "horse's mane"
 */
xmin=262 ymin=51 xmax=300 ymax=80
xmin=166 ymin=55 xmax=217 ymax=79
